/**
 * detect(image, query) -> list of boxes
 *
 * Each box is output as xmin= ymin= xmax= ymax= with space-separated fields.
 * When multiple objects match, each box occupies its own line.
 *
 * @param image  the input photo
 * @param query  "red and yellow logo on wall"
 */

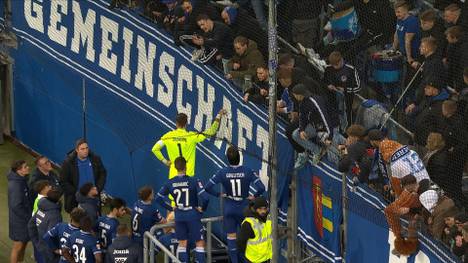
xmin=312 ymin=176 xmax=333 ymax=238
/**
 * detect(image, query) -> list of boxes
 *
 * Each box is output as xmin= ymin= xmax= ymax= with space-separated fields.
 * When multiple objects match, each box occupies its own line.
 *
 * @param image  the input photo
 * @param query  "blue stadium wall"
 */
xmin=7 ymin=0 xmax=294 ymax=219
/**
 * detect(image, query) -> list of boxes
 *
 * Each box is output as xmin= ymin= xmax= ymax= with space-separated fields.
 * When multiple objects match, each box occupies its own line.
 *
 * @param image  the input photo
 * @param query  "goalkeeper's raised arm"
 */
xmin=152 ymin=109 xmax=227 ymax=178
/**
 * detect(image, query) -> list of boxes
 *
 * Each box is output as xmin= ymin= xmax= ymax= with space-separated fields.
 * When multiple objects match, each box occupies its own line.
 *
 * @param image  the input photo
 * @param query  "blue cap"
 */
xmin=224 ymin=6 xmax=238 ymax=24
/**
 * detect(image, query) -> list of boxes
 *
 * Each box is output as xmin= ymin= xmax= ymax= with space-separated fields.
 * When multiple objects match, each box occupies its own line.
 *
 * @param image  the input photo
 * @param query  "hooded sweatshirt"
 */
xmin=227 ymin=40 xmax=265 ymax=80
xmin=76 ymin=191 xmax=100 ymax=227
xmin=106 ymin=236 xmax=143 ymax=263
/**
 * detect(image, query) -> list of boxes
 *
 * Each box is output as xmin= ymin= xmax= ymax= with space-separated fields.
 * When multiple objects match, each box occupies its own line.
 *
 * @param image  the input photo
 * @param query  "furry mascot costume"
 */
xmin=380 ymin=139 xmax=431 ymax=255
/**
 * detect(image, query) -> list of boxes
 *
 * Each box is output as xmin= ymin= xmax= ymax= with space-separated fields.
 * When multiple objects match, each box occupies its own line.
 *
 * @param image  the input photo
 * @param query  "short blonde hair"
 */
xmin=426 ymin=132 xmax=445 ymax=151
xmin=328 ymin=51 xmax=342 ymax=66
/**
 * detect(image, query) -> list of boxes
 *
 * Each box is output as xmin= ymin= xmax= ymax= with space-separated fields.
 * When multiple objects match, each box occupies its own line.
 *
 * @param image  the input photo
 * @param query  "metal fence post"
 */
xmin=341 ymin=172 xmax=348 ymax=263
xmin=149 ymin=234 xmax=155 ymax=263
xmin=207 ymin=221 xmax=212 ymax=263
xmin=143 ymin=234 xmax=149 ymax=263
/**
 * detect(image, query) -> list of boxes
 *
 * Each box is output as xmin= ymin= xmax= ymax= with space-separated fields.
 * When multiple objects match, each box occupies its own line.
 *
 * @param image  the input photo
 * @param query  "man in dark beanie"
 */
xmin=291 ymin=84 xmax=336 ymax=167
xmin=237 ymin=197 xmax=272 ymax=263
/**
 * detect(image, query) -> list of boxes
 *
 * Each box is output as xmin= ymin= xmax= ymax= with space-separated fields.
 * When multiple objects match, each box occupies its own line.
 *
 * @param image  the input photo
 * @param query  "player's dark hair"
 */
xmin=174 ymin=157 xmax=187 ymax=172
xmin=46 ymin=189 xmax=62 ymax=203
xmin=70 ymin=207 xmax=87 ymax=225
xmin=116 ymin=224 xmax=131 ymax=237
xmin=34 ymin=180 xmax=51 ymax=194
xmin=109 ymin=197 xmax=126 ymax=210
xmin=79 ymin=216 xmax=93 ymax=232
xmin=75 ymin=138 xmax=88 ymax=149
xmin=79 ymin=182 xmax=95 ymax=196
xmin=11 ymin=160 xmax=26 ymax=173
xmin=400 ymin=174 xmax=417 ymax=187
xmin=175 ymin=113 xmax=188 ymax=127
xmin=226 ymin=146 xmax=240 ymax=165
xmin=138 ymin=186 xmax=153 ymax=201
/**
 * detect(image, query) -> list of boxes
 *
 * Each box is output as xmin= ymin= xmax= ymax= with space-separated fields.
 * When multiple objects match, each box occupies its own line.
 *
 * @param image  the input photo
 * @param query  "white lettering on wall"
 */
xmin=24 ymin=0 xmax=44 ymax=33
xmin=48 ymin=0 xmax=68 ymax=47
xmin=193 ymin=78 xmax=214 ymax=132
xmin=120 ymin=27 xmax=133 ymax=83
xmin=237 ymin=110 xmax=253 ymax=152
xmin=71 ymin=0 xmax=96 ymax=62
xmin=135 ymin=36 xmax=156 ymax=97
xmin=176 ymin=65 xmax=193 ymax=121
xmin=98 ymin=15 xmax=119 ymax=74
xmin=157 ymin=52 xmax=175 ymax=107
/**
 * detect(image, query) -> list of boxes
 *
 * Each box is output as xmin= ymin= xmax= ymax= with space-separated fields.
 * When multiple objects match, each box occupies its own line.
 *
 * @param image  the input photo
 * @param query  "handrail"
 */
xmin=144 ymin=216 xmax=223 ymax=263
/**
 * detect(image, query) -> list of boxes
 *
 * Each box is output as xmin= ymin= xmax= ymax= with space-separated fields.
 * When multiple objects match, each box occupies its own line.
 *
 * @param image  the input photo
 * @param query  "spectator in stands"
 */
xmin=29 ymin=156 xmax=61 ymax=201
xmin=32 ymin=180 xmax=52 ymax=215
xmin=76 ymin=182 xmax=100 ymax=227
xmin=367 ymin=129 xmax=390 ymax=193
xmin=288 ymin=0 xmax=326 ymax=49
xmin=423 ymin=133 xmax=451 ymax=193
xmin=323 ymin=51 xmax=360 ymax=129
xmin=405 ymin=178 xmax=458 ymax=240
xmin=143 ymin=0 xmax=166 ymax=23
xmin=392 ymin=1 xmax=421 ymax=65
xmin=419 ymin=9 xmax=448 ymax=56
xmin=444 ymin=3 xmax=468 ymax=31
xmin=97 ymin=198 xmax=127 ymax=252
xmin=226 ymin=36 xmax=265 ymax=88
xmin=221 ymin=6 xmax=268 ymax=56
xmin=441 ymin=100 xmax=468 ymax=208
xmin=106 ymin=224 xmax=143 ymax=263
xmin=338 ymin=124 xmax=373 ymax=183
xmin=459 ymin=68 xmax=468 ymax=120
xmin=445 ymin=26 xmax=468 ymax=92
xmin=405 ymin=80 xmax=448 ymax=148
xmin=244 ymin=65 xmax=269 ymax=104
xmin=28 ymin=189 xmax=62 ymax=263
xmin=352 ymin=0 xmax=396 ymax=46
xmin=160 ymin=0 xmax=179 ymax=33
xmin=193 ymin=14 xmax=233 ymax=71
xmin=173 ymin=0 xmax=220 ymax=46
xmin=131 ymin=186 xmax=165 ymax=244
xmin=60 ymin=138 xmax=107 ymax=213
xmin=291 ymin=84 xmax=335 ymax=166
xmin=411 ymin=37 xmax=446 ymax=101
xmin=8 ymin=160 xmax=32 ymax=263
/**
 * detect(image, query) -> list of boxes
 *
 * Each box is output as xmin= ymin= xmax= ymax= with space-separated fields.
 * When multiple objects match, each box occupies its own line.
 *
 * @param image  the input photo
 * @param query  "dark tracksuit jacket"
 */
xmin=298 ymin=95 xmax=334 ymax=143
xmin=202 ymin=21 xmax=234 ymax=59
xmin=28 ymin=198 xmax=62 ymax=263
xmin=76 ymin=192 xmax=100 ymax=228
xmin=8 ymin=171 xmax=33 ymax=242
xmin=106 ymin=236 xmax=143 ymax=263
xmin=29 ymin=168 xmax=62 ymax=201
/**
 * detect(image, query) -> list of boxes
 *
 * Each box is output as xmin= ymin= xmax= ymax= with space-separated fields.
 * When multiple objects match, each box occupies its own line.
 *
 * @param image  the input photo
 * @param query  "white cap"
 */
xmin=419 ymin=190 xmax=438 ymax=213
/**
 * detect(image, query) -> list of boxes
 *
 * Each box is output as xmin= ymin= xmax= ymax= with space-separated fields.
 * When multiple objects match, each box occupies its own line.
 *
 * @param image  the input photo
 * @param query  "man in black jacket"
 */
xmin=60 ymin=139 xmax=107 ymax=213
xmin=445 ymin=26 xmax=468 ymax=92
xmin=420 ymin=9 xmax=447 ymax=56
xmin=29 ymin=156 xmax=61 ymax=201
xmin=194 ymin=14 xmax=233 ymax=70
xmin=291 ymin=84 xmax=336 ymax=166
xmin=221 ymin=6 xmax=268 ymax=57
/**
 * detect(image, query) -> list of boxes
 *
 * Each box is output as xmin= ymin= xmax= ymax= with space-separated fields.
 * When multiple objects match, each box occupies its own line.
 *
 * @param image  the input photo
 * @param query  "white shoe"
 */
xmin=294 ymin=152 xmax=309 ymax=169
xmin=191 ymin=48 xmax=204 ymax=61
xmin=216 ymin=0 xmax=234 ymax=5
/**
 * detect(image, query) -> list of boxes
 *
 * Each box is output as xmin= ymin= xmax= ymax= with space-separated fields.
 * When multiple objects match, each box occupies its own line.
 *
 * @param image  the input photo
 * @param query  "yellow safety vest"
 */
xmin=243 ymin=217 xmax=272 ymax=263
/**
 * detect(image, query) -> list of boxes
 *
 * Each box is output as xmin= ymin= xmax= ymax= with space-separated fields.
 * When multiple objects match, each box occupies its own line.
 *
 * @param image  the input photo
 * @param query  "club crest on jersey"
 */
xmin=341 ymin=75 xmax=347 ymax=82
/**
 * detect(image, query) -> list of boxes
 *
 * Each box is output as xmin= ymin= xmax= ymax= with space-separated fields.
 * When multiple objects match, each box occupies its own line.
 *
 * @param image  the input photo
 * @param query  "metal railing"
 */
xmin=143 ymin=216 xmax=223 ymax=263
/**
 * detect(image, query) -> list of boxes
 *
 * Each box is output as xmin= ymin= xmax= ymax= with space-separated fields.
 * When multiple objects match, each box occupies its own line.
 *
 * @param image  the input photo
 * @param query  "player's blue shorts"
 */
xmin=223 ymin=200 xmax=248 ymax=234
xmin=175 ymin=220 xmax=204 ymax=241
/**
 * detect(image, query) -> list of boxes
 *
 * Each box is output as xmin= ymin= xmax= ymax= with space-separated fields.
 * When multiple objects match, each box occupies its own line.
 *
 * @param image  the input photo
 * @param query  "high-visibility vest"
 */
xmin=243 ymin=216 xmax=272 ymax=263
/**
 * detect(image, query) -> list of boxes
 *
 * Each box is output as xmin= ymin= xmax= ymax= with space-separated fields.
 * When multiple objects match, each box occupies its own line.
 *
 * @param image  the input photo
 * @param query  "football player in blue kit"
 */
xmin=155 ymin=157 xmax=210 ymax=263
xmin=204 ymin=145 xmax=266 ymax=263
xmin=131 ymin=186 xmax=166 ymax=244
xmin=96 ymin=197 xmax=127 ymax=252
xmin=63 ymin=216 xmax=103 ymax=263
xmin=43 ymin=207 xmax=87 ymax=263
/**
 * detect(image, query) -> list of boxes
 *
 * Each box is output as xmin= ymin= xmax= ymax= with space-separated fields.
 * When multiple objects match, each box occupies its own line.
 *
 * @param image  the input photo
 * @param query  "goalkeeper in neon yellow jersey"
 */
xmin=152 ymin=109 xmax=227 ymax=178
